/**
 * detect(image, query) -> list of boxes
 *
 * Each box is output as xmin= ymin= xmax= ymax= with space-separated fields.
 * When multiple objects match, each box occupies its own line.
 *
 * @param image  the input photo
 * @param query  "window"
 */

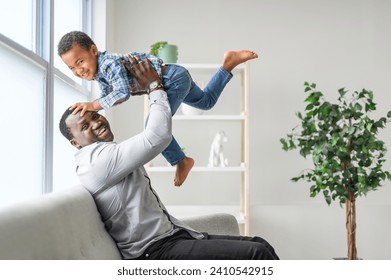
xmin=0 ymin=0 xmax=35 ymax=51
xmin=0 ymin=0 xmax=91 ymax=206
xmin=0 ymin=43 xmax=45 ymax=206
xmin=53 ymin=0 xmax=91 ymax=191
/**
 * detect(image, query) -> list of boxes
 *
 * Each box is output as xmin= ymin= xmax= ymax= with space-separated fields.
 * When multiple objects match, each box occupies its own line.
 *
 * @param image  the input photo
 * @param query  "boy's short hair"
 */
xmin=57 ymin=31 xmax=95 ymax=56
xmin=59 ymin=107 xmax=74 ymax=141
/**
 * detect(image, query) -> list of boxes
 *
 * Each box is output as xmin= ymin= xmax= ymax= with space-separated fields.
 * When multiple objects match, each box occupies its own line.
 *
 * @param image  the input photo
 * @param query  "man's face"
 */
xmin=66 ymin=111 xmax=114 ymax=149
xmin=60 ymin=43 xmax=98 ymax=81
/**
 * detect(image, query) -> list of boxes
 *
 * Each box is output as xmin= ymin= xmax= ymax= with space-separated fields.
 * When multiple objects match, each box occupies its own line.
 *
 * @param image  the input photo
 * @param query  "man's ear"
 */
xmin=70 ymin=139 xmax=82 ymax=149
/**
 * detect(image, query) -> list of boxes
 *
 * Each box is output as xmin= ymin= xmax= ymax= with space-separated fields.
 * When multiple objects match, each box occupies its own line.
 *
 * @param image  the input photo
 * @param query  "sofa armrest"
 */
xmin=181 ymin=213 xmax=240 ymax=236
xmin=0 ymin=186 xmax=122 ymax=260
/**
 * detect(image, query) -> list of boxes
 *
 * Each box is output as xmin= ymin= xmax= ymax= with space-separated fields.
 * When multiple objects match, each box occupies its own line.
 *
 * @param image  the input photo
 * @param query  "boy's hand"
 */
xmin=70 ymin=101 xmax=102 ymax=117
xmin=122 ymin=55 xmax=162 ymax=95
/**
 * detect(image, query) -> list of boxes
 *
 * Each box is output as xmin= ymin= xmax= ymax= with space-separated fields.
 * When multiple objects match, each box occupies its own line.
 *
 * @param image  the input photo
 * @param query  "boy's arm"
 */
xmin=70 ymin=101 xmax=102 ymax=116
xmin=98 ymin=56 xmax=134 ymax=110
xmin=70 ymin=96 xmax=129 ymax=116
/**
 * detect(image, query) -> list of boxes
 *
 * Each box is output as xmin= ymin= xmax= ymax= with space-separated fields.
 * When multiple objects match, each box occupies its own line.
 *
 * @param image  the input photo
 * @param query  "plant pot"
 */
xmin=157 ymin=44 xmax=178 ymax=63
xmin=180 ymin=103 xmax=204 ymax=115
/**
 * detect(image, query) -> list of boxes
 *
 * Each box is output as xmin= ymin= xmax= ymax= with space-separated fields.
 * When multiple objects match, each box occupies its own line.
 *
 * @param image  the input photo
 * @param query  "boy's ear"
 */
xmin=90 ymin=44 xmax=98 ymax=56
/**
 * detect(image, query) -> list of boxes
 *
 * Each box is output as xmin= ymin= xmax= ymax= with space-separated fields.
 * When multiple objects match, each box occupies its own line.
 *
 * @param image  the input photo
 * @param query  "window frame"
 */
xmin=0 ymin=0 xmax=92 ymax=197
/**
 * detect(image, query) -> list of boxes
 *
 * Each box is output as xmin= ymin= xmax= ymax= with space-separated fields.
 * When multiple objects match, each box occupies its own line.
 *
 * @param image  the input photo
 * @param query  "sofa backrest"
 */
xmin=0 ymin=186 xmax=122 ymax=260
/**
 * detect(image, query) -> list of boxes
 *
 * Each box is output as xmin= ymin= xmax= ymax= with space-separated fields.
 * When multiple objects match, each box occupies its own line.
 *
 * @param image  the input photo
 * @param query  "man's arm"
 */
xmin=86 ymin=57 xmax=172 ymax=187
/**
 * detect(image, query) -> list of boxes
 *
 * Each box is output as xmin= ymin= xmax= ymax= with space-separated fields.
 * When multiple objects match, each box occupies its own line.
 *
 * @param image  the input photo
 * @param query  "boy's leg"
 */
xmin=161 ymin=135 xmax=194 ymax=187
xmin=183 ymin=67 xmax=232 ymax=109
xmin=222 ymin=50 xmax=258 ymax=72
xmin=183 ymin=50 xmax=258 ymax=109
xmin=158 ymin=65 xmax=195 ymax=186
xmin=163 ymin=64 xmax=193 ymax=114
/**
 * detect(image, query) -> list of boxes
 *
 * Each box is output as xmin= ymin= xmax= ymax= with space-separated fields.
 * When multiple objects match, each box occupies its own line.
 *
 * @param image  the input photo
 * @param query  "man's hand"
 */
xmin=70 ymin=101 xmax=102 ymax=116
xmin=122 ymin=55 xmax=162 ymax=95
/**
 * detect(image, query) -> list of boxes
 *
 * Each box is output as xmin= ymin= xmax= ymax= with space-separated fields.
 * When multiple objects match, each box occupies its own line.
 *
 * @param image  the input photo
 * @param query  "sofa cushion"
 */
xmin=181 ymin=213 xmax=240 ymax=235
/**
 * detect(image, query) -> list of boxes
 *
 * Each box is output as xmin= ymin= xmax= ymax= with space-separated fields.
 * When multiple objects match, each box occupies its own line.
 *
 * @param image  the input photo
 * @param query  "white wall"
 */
xmin=99 ymin=0 xmax=391 ymax=259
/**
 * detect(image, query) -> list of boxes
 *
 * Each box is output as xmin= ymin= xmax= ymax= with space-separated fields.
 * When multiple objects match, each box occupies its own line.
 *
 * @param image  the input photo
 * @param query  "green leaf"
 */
xmin=292 ymin=175 xmax=304 ymax=182
xmin=289 ymin=139 xmax=297 ymax=149
xmin=331 ymin=134 xmax=339 ymax=146
xmin=365 ymin=101 xmax=376 ymax=112
xmin=323 ymin=190 xmax=332 ymax=205
xmin=353 ymin=103 xmax=363 ymax=112
xmin=367 ymin=90 xmax=374 ymax=99
xmin=280 ymin=138 xmax=290 ymax=151
xmin=305 ymin=104 xmax=314 ymax=111
xmin=338 ymin=88 xmax=347 ymax=97
xmin=309 ymin=123 xmax=317 ymax=133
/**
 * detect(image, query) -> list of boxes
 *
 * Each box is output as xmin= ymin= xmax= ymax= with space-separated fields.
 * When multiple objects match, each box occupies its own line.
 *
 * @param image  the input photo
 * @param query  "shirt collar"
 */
xmin=94 ymin=51 xmax=107 ymax=81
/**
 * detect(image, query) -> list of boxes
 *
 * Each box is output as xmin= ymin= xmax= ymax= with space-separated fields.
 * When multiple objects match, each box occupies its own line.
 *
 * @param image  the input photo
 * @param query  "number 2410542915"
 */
xmin=209 ymin=266 xmax=274 ymax=276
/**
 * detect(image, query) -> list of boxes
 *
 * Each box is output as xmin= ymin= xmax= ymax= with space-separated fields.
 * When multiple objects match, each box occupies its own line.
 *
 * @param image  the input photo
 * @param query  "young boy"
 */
xmin=57 ymin=31 xmax=258 ymax=187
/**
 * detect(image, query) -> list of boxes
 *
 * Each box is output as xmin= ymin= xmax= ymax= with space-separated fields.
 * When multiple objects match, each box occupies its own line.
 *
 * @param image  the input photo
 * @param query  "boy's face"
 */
xmin=60 ymin=43 xmax=98 ymax=81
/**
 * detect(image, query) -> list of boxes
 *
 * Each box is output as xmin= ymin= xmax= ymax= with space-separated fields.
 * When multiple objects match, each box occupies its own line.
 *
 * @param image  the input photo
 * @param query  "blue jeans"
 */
xmin=158 ymin=64 xmax=233 ymax=165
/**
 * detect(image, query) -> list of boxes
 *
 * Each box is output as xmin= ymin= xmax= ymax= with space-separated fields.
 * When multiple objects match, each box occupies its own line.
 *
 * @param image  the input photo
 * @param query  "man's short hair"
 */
xmin=57 ymin=31 xmax=95 ymax=56
xmin=59 ymin=108 xmax=74 ymax=141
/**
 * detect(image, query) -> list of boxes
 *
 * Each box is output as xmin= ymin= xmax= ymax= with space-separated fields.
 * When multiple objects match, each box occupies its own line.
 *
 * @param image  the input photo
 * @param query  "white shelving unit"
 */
xmin=144 ymin=63 xmax=250 ymax=234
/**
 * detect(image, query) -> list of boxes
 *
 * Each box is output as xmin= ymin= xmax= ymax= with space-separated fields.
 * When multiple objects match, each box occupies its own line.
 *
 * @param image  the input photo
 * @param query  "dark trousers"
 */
xmin=136 ymin=230 xmax=279 ymax=260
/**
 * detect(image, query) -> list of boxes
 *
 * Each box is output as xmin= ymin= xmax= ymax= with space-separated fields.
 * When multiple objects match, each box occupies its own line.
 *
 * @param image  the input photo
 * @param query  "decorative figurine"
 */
xmin=208 ymin=131 xmax=228 ymax=167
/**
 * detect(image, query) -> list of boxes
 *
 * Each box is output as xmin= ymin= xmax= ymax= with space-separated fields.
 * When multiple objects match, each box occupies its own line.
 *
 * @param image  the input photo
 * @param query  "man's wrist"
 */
xmin=148 ymin=83 xmax=164 ymax=94
xmin=147 ymin=80 xmax=163 ymax=94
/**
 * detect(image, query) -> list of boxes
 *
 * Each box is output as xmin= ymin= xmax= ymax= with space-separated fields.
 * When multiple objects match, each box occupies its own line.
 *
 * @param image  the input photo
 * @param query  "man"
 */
xmin=59 ymin=55 xmax=279 ymax=260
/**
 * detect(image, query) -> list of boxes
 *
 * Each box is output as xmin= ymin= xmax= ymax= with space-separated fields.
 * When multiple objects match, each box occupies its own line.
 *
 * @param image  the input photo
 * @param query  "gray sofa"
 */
xmin=0 ymin=185 xmax=239 ymax=259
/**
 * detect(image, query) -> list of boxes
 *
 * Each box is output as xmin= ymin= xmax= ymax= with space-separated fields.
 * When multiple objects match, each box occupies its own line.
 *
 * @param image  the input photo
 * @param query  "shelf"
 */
xmin=178 ymin=63 xmax=245 ymax=74
xmin=146 ymin=165 xmax=246 ymax=172
xmin=166 ymin=205 xmax=246 ymax=224
xmin=173 ymin=114 xmax=246 ymax=121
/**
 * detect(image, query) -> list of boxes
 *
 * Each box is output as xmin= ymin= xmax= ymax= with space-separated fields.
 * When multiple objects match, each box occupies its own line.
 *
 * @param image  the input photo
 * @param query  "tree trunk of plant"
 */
xmin=346 ymin=191 xmax=357 ymax=260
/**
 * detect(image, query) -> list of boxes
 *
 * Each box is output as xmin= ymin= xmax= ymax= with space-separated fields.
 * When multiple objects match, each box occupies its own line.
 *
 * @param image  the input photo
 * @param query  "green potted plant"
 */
xmin=150 ymin=41 xmax=178 ymax=63
xmin=280 ymin=82 xmax=391 ymax=260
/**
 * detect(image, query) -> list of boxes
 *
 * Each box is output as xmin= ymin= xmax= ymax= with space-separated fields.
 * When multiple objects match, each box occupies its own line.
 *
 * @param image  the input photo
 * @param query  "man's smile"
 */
xmin=97 ymin=126 xmax=107 ymax=136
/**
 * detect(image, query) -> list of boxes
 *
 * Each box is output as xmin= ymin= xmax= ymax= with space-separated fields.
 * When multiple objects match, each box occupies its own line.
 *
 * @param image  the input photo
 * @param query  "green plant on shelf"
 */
xmin=150 ymin=41 xmax=168 ymax=56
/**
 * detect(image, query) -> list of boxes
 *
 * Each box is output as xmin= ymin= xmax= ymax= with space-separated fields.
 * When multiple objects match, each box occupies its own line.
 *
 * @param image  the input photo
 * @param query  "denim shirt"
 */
xmin=74 ymin=90 xmax=203 ymax=259
xmin=95 ymin=51 xmax=164 ymax=110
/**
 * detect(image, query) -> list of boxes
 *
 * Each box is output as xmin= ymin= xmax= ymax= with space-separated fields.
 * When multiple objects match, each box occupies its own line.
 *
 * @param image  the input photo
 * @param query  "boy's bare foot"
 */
xmin=174 ymin=156 xmax=195 ymax=187
xmin=222 ymin=50 xmax=258 ymax=72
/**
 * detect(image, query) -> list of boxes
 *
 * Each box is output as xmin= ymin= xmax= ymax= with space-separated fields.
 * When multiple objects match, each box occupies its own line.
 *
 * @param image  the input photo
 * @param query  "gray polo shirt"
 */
xmin=74 ymin=90 xmax=203 ymax=259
